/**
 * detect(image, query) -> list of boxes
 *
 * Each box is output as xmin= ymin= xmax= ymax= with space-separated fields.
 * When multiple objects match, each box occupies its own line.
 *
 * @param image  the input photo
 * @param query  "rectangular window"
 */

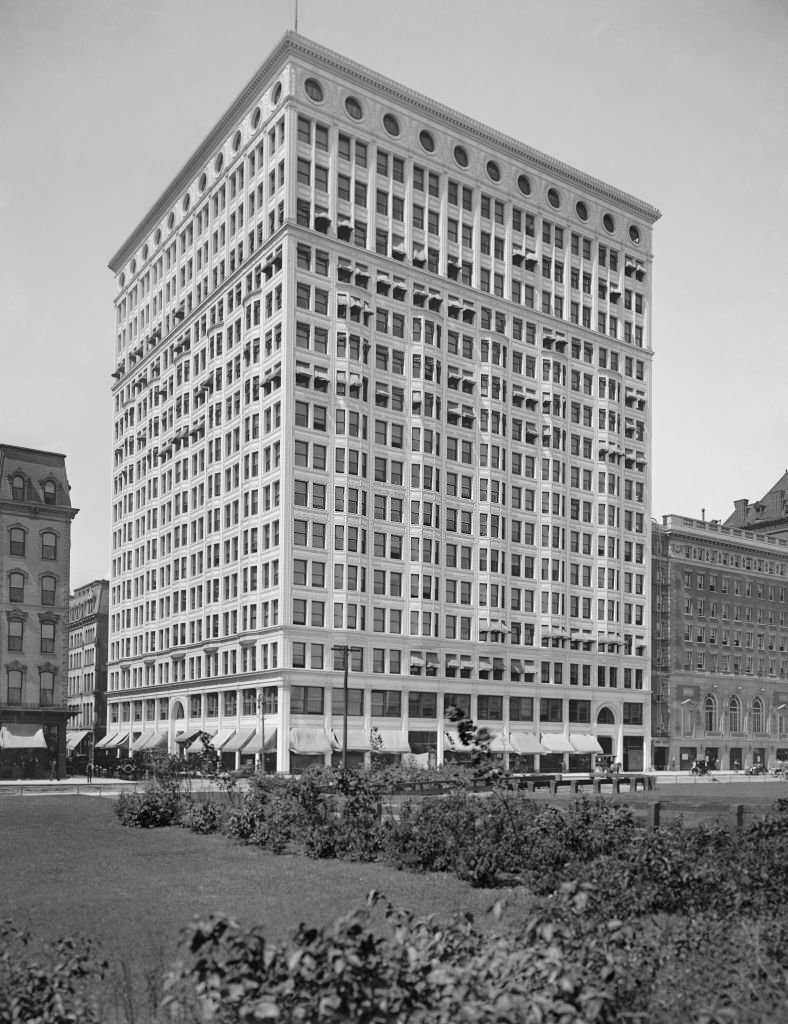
xmin=291 ymin=685 xmax=324 ymax=715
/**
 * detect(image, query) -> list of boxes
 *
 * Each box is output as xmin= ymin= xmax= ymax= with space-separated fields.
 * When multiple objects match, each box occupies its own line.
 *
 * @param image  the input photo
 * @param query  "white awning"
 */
xmin=487 ymin=731 xmax=508 ymax=753
xmin=186 ymin=731 xmax=215 ymax=754
xmin=540 ymin=733 xmax=575 ymax=754
xmin=509 ymin=731 xmax=545 ymax=755
xmin=221 ymin=727 xmax=256 ymax=753
xmin=570 ymin=733 xmax=604 ymax=754
xmin=244 ymin=727 xmax=278 ymax=754
xmin=443 ymin=728 xmax=472 ymax=751
xmin=289 ymin=727 xmax=332 ymax=755
xmin=104 ymin=732 xmax=130 ymax=749
xmin=66 ymin=729 xmax=90 ymax=752
xmin=143 ymin=732 xmax=168 ymax=750
xmin=94 ymin=732 xmax=120 ymax=749
xmin=371 ymin=728 xmax=411 ymax=754
xmin=331 ymin=727 xmax=372 ymax=752
xmin=212 ymin=728 xmax=237 ymax=750
xmin=0 ymin=724 xmax=48 ymax=750
xmin=131 ymin=730 xmax=156 ymax=752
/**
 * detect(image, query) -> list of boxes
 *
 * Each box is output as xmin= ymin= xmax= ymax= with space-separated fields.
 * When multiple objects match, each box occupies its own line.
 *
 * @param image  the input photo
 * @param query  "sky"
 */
xmin=1 ymin=0 xmax=787 ymax=589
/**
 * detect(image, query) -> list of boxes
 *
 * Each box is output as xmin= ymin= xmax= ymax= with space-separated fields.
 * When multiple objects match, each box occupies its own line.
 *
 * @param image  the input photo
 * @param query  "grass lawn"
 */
xmin=0 ymin=794 xmax=525 ymax=1018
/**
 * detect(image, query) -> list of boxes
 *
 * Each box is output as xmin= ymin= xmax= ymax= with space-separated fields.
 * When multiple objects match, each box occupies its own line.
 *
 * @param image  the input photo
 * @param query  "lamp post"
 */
xmin=332 ymin=644 xmax=351 ymax=770
xmin=342 ymin=645 xmax=349 ymax=770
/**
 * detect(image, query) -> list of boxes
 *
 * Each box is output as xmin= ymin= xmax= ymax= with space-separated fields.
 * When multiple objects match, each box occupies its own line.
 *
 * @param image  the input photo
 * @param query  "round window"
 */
xmin=199 ymin=172 xmax=207 ymax=192
xmin=130 ymin=259 xmax=136 ymax=274
xmin=272 ymin=82 xmax=282 ymax=105
xmin=167 ymin=212 xmax=175 ymax=230
xmin=517 ymin=173 xmax=531 ymax=196
xmin=547 ymin=187 xmax=561 ymax=209
xmin=345 ymin=96 xmax=363 ymax=120
xmin=629 ymin=224 xmax=641 ymax=244
xmin=486 ymin=160 xmax=501 ymax=182
xmin=419 ymin=129 xmax=436 ymax=153
xmin=154 ymin=228 xmax=162 ymax=245
xmin=453 ymin=145 xmax=469 ymax=168
xmin=304 ymin=77 xmax=324 ymax=102
xmin=142 ymin=244 xmax=148 ymax=260
xmin=383 ymin=113 xmax=400 ymax=136
xmin=603 ymin=213 xmax=615 ymax=233
xmin=182 ymin=193 xmax=190 ymax=213
xmin=575 ymin=200 xmax=589 ymax=221
xmin=119 ymin=273 xmax=125 ymax=287
xmin=252 ymin=106 xmax=262 ymax=130
xmin=214 ymin=152 xmax=224 ymax=173
xmin=232 ymin=130 xmax=242 ymax=153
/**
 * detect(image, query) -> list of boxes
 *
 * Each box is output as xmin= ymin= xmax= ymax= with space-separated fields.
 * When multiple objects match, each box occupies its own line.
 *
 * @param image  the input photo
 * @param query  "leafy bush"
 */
xmin=182 ymin=798 xmax=222 ymax=834
xmin=159 ymin=889 xmax=628 ymax=1024
xmin=115 ymin=778 xmax=183 ymax=828
xmin=0 ymin=923 xmax=107 ymax=1024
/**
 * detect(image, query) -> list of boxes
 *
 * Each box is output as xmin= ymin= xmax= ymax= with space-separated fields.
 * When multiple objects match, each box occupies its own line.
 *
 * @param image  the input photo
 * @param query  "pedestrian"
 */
xmin=48 ymin=758 xmax=56 ymax=781
xmin=86 ymin=761 xmax=93 ymax=784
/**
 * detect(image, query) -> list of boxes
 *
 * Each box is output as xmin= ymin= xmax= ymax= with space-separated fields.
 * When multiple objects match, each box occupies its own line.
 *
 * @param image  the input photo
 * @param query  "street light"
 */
xmin=332 ymin=645 xmax=356 ymax=770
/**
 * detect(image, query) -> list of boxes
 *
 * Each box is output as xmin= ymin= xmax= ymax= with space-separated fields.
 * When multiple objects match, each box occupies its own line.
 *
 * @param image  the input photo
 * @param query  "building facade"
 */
xmin=652 ymin=515 xmax=788 ymax=772
xmin=725 ymin=471 xmax=788 ymax=541
xmin=66 ymin=578 xmax=109 ymax=764
xmin=0 ymin=445 xmax=77 ymax=778
xmin=106 ymin=33 xmax=659 ymax=773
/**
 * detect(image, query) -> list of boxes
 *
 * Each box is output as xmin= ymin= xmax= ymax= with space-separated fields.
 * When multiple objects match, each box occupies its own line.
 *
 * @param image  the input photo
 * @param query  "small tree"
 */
xmin=445 ymin=704 xmax=495 ymax=778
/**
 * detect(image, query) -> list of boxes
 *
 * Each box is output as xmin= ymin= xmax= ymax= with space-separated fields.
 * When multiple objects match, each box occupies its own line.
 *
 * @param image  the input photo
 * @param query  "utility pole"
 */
xmin=342 ymin=645 xmax=349 ymax=770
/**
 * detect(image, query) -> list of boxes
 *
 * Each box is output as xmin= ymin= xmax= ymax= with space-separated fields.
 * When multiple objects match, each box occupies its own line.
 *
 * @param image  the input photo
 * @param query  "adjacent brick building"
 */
xmin=0 ymin=445 xmax=78 ymax=778
xmin=67 ymin=578 xmax=109 ymax=764
xmin=652 ymin=515 xmax=788 ymax=772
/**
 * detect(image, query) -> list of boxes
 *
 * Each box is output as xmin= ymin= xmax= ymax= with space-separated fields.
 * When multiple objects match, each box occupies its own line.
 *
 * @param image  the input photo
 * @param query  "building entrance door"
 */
xmin=623 ymin=736 xmax=643 ymax=772
xmin=704 ymin=747 xmax=719 ymax=770
xmin=729 ymin=747 xmax=742 ymax=770
xmin=679 ymin=747 xmax=696 ymax=772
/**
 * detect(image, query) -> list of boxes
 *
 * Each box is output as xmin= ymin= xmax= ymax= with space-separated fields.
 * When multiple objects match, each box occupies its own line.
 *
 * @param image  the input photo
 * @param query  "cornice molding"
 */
xmin=108 ymin=31 xmax=660 ymax=273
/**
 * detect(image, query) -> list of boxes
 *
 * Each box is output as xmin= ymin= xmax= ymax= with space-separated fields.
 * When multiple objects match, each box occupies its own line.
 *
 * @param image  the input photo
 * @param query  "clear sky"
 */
xmin=1 ymin=0 xmax=786 ymax=589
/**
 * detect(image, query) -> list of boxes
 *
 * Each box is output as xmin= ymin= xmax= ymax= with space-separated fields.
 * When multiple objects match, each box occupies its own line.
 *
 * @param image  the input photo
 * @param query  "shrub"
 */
xmin=115 ymin=779 xmax=183 ymax=828
xmin=0 ymin=923 xmax=107 ymax=1024
xmin=160 ymin=890 xmax=626 ymax=1023
xmin=182 ymin=798 xmax=222 ymax=834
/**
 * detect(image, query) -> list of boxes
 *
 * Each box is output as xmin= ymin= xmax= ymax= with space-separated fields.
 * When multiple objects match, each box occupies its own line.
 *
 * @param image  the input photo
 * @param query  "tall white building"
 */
xmin=106 ymin=32 xmax=660 ymax=773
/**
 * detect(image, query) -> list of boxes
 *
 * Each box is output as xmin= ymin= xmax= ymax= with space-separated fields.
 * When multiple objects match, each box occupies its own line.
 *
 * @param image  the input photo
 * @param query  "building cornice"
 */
xmin=658 ymin=515 xmax=788 ymax=557
xmin=108 ymin=31 xmax=660 ymax=273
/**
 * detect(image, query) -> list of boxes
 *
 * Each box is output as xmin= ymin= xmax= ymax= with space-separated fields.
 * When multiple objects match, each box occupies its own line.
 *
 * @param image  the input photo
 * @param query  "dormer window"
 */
xmin=11 ymin=475 xmax=24 ymax=501
xmin=43 ymin=481 xmax=56 ymax=505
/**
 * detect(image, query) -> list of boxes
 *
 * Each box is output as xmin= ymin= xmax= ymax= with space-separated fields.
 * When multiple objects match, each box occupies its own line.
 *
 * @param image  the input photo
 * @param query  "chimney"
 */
xmin=732 ymin=498 xmax=748 ymax=525
xmin=701 ymin=508 xmax=705 ymax=522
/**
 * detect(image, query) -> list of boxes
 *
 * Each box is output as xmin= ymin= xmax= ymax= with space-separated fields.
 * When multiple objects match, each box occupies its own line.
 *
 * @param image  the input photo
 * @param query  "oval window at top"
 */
xmin=252 ymin=106 xmax=262 ymax=130
xmin=304 ymin=77 xmax=324 ymax=102
xmin=214 ymin=153 xmax=224 ymax=173
xmin=486 ymin=160 xmax=501 ymax=182
xmin=575 ymin=200 xmax=589 ymax=221
xmin=419 ymin=129 xmax=436 ymax=153
xmin=629 ymin=224 xmax=641 ymax=244
xmin=453 ymin=145 xmax=469 ymax=168
xmin=383 ymin=113 xmax=400 ymax=136
xmin=232 ymin=130 xmax=242 ymax=153
xmin=345 ymin=96 xmax=363 ymax=120
xmin=272 ymin=82 xmax=282 ymax=105
xmin=603 ymin=213 xmax=616 ymax=233
xmin=517 ymin=173 xmax=531 ymax=196
xmin=547 ymin=187 xmax=561 ymax=209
